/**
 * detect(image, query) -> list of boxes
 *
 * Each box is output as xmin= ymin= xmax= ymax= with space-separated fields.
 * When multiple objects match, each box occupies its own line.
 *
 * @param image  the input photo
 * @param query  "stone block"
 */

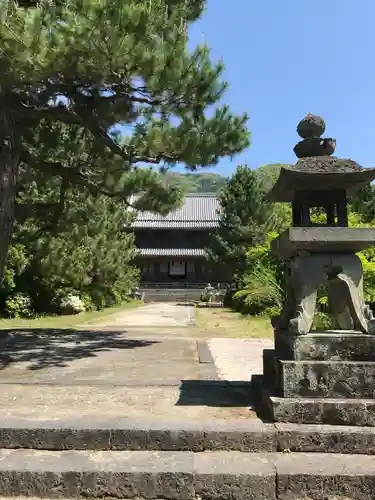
xmin=194 ymin=452 xmax=276 ymax=500
xmin=276 ymin=423 xmax=375 ymax=455
xmin=0 ymin=449 xmax=195 ymax=499
xmin=267 ymin=394 xmax=375 ymax=426
xmin=280 ymin=360 xmax=375 ymax=398
xmin=275 ymin=452 xmax=375 ymax=500
xmin=275 ymin=331 xmax=375 ymax=361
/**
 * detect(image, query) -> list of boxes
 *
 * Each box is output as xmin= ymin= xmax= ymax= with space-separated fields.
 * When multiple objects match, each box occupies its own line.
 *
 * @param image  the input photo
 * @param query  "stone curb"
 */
xmin=196 ymin=340 xmax=215 ymax=364
xmin=0 ymin=450 xmax=373 ymax=499
xmin=196 ymin=340 xmax=219 ymax=380
xmin=0 ymin=417 xmax=374 ymax=454
xmin=0 ymin=379 xmax=245 ymax=386
xmin=0 ymin=418 xmax=274 ymax=453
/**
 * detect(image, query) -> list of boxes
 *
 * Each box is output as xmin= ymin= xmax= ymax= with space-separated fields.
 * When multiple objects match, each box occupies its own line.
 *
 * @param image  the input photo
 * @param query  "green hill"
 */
xmin=164 ymin=164 xmax=291 ymax=195
xmin=165 ymin=172 xmax=227 ymax=193
xmin=255 ymin=163 xmax=290 ymax=190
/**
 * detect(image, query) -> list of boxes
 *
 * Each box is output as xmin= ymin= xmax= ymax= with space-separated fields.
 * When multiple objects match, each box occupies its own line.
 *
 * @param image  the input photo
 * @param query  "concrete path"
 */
xmin=209 ymin=338 xmax=273 ymax=381
xmin=82 ymin=303 xmax=195 ymax=328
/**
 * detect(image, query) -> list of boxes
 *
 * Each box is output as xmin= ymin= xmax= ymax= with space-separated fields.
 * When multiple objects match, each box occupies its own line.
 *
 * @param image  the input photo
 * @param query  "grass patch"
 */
xmin=0 ymin=300 xmax=143 ymax=330
xmin=195 ymin=306 xmax=273 ymax=339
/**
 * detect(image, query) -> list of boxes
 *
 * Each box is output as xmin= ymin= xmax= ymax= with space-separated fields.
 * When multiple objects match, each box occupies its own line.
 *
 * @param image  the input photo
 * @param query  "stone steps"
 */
xmin=0 ymin=416 xmax=375 ymax=455
xmin=0 ymin=416 xmax=375 ymax=498
xmin=140 ymin=288 xmax=203 ymax=303
xmin=0 ymin=449 xmax=373 ymax=499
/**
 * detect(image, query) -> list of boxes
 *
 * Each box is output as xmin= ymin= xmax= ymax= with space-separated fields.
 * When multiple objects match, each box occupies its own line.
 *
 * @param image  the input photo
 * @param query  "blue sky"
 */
xmin=187 ymin=0 xmax=375 ymax=175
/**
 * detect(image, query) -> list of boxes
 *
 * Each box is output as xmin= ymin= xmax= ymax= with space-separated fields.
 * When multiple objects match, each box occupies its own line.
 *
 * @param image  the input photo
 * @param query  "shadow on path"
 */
xmin=0 ymin=329 xmax=157 ymax=371
xmin=177 ymin=380 xmax=253 ymax=408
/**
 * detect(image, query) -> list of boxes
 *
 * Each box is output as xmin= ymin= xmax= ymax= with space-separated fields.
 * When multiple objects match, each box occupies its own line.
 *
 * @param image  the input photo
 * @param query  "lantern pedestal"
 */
xmin=255 ymin=332 xmax=375 ymax=426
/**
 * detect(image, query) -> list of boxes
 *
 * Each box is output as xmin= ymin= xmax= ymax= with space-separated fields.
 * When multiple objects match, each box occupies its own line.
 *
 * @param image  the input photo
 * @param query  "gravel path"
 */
xmin=208 ymin=338 xmax=273 ymax=381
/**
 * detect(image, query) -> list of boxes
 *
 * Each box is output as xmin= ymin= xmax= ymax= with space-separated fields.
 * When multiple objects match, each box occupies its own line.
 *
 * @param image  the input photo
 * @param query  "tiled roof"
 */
xmin=139 ymin=248 xmax=207 ymax=257
xmin=131 ymin=193 xmax=220 ymax=229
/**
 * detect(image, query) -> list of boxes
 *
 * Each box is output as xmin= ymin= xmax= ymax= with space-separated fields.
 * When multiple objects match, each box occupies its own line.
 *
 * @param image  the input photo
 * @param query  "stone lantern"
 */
xmin=255 ymin=114 xmax=375 ymax=426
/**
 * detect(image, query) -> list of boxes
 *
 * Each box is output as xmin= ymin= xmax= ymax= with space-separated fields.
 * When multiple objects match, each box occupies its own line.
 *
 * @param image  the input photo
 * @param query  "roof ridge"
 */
xmin=184 ymin=192 xmax=217 ymax=197
xmin=133 ymin=220 xmax=218 ymax=222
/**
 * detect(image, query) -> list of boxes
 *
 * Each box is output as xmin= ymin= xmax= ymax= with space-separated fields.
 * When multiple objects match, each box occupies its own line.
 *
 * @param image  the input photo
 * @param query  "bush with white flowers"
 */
xmin=5 ymin=292 xmax=33 ymax=318
xmin=60 ymin=294 xmax=85 ymax=315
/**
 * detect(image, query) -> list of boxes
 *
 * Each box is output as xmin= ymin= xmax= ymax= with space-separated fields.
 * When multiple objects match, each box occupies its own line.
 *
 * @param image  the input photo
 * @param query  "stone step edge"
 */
xmin=0 ymin=415 xmax=375 ymax=454
xmin=0 ymin=450 xmax=373 ymax=500
xmin=280 ymin=359 xmax=375 ymax=365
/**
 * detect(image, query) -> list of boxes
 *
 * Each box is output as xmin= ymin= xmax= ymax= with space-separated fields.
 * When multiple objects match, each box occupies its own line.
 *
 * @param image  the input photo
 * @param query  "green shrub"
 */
xmin=5 ymin=293 xmax=33 ymax=318
xmin=231 ymin=235 xmax=284 ymax=315
xmin=313 ymin=311 xmax=335 ymax=330
xmin=262 ymin=305 xmax=282 ymax=319
xmin=109 ymin=288 xmax=124 ymax=306
xmin=1 ymin=244 xmax=30 ymax=295
xmin=90 ymin=289 xmax=107 ymax=310
xmin=101 ymin=288 xmax=125 ymax=308
xmin=80 ymin=293 xmax=95 ymax=312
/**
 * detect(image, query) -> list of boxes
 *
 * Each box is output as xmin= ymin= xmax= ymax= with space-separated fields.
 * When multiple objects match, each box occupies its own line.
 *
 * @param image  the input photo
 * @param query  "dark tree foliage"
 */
xmin=207 ymin=165 xmax=277 ymax=283
xmin=2 ymin=175 xmax=140 ymax=315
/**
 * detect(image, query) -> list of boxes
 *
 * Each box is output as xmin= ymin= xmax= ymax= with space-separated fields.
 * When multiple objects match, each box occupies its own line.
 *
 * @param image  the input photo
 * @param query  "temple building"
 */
xmin=131 ymin=194 xmax=220 ymax=284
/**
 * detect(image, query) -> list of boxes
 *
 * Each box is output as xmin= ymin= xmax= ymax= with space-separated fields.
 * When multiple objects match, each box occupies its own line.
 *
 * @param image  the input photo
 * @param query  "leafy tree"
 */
xmin=0 ymin=0 xmax=249 ymax=283
xmin=350 ymin=185 xmax=375 ymax=223
xmin=254 ymin=163 xmax=292 ymax=225
xmin=207 ymin=165 xmax=279 ymax=283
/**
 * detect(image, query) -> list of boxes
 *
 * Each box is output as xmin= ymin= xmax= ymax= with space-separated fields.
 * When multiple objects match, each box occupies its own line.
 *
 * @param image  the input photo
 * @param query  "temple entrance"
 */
xmin=168 ymin=260 xmax=186 ymax=278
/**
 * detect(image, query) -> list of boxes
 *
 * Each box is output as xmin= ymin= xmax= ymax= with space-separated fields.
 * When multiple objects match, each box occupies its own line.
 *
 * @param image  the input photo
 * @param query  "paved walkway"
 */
xmin=0 ymin=303 xmax=272 ymax=421
xmin=209 ymin=338 xmax=273 ymax=381
xmin=82 ymin=303 xmax=195 ymax=328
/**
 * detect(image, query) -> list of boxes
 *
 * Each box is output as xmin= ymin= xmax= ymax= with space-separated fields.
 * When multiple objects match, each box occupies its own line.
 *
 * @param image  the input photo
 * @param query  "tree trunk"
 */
xmin=0 ymin=112 xmax=19 ymax=284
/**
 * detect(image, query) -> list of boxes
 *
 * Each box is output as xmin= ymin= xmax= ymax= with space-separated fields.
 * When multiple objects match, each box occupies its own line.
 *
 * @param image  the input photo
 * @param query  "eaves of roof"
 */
xmin=138 ymin=248 xmax=207 ymax=257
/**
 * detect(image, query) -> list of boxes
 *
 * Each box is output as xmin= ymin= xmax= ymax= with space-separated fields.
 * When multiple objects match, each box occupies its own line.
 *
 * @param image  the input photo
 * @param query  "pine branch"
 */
xmin=19 ymin=147 xmax=84 ymax=180
xmin=18 ymin=102 xmax=81 ymax=125
xmin=15 ymin=202 xmax=59 ymax=222
xmin=18 ymin=146 xmax=137 ymax=204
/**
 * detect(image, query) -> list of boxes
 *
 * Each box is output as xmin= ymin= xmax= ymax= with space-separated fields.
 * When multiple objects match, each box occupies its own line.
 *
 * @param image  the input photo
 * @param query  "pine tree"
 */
xmin=207 ymin=165 xmax=277 ymax=283
xmin=0 ymin=0 xmax=249 ymax=283
xmin=8 ymin=181 xmax=140 ymax=313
